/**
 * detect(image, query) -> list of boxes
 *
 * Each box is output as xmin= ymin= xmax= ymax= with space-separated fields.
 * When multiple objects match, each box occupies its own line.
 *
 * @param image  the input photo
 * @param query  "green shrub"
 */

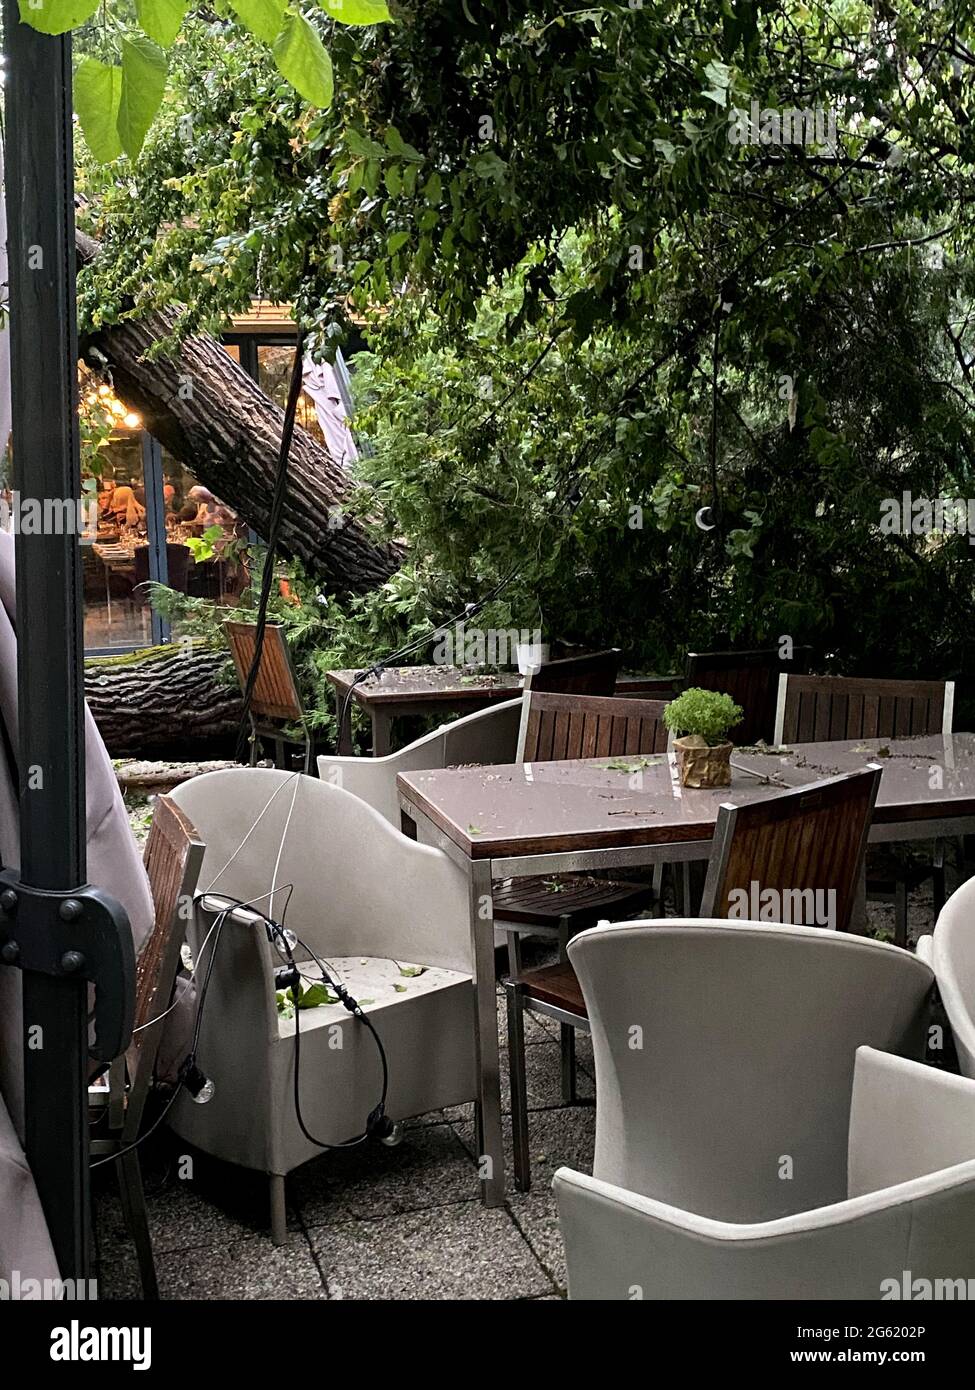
xmin=663 ymin=688 xmax=743 ymax=745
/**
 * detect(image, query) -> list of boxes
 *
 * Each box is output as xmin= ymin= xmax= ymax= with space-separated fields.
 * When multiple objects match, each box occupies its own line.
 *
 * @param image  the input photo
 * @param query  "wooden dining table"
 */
xmin=397 ymin=732 xmax=975 ymax=1206
xmin=327 ymin=664 xmax=680 ymax=755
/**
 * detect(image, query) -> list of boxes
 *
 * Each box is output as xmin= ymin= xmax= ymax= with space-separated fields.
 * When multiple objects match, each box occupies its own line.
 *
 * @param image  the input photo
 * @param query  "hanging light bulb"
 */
xmin=123 ymin=411 xmax=142 ymax=429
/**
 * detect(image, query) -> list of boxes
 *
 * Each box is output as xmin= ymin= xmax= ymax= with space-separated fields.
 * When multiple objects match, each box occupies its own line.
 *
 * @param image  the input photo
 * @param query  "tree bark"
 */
xmin=76 ymin=230 xmax=400 ymax=596
xmin=85 ymin=644 xmax=242 ymax=759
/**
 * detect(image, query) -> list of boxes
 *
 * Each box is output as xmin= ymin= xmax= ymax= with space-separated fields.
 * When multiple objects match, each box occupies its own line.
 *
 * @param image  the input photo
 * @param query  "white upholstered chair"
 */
xmin=556 ymin=1047 xmax=975 ymax=1299
xmin=918 ymin=877 xmax=975 ymax=1077
xmin=168 ymin=768 xmax=475 ymax=1243
xmin=317 ymin=698 xmax=521 ymax=827
xmin=565 ymin=919 xmax=934 ymax=1221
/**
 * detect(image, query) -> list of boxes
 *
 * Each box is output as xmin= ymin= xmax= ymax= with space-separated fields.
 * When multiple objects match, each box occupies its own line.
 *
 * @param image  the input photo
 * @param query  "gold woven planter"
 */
xmin=674 ymin=735 xmax=733 ymax=789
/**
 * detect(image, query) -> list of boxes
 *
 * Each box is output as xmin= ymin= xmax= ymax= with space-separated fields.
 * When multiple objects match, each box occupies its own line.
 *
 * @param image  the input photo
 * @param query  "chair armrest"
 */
xmin=915 ymin=933 xmax=934 ymax=965
xmin=848 ymin=1046 xmax=975 ymax=1197
xmin=554 ymin=1162 xmax=975 ymax=1300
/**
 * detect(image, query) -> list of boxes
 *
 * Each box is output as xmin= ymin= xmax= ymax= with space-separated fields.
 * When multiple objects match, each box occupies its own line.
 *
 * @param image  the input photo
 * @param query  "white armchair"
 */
xmin=918 ymin=877 xmax=975 ymax=1077
xmin=318 ymin=698 xmax=521 ymax=827
xmin=168 ymin=768 xmax=475 ymax=1242
xmin=566 ymin=919 xmax=934 ymax=1221
xmin=556 ymin=1047 xmax=975 ymax=1299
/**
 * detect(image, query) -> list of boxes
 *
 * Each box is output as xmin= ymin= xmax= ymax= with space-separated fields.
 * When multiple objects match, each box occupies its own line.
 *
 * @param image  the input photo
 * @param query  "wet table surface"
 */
xmin=326 ymin=665 xmax=679 ymax=707
xmin=398 ymin=734 xmax=975 ymax=860
xmin=399 ymin=753 xmax=790 ymax=859
xmin=731 ymin=733 xmax=975 ymax=824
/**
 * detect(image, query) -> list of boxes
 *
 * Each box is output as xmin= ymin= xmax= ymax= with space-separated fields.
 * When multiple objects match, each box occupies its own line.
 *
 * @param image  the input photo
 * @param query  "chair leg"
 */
xmin=119 ymin=1149 xmax=158 ymax=1300
xmin=506 ymin=983 xmax=531 ymax=1193
xmin=894 ymin=879 xmax=909 ymax=950
xmin=557 ymin=914 xmax=577 ymax=1103
xmin=269 ymin=1173 xmax=287 ymax=1245
xmin=303 ymin=734 xmax=316 ymax=777
xmin=560 ymin=1025 xmax=577 ymax=1104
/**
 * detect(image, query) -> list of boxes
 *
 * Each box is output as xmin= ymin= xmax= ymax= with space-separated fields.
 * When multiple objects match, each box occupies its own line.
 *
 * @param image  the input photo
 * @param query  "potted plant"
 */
xmin=663 ymin=687 xmax=744 ymax=788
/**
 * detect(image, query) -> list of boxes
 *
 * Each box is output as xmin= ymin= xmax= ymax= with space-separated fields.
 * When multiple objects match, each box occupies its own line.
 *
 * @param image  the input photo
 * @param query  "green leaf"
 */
xmin=387 ymin=230 xmax=410 ymax=254
xmin=117 ymin=36 xmax=168 ymax=162
xmin=274 ymin=15 xmax=334 ymax=109
xmin=74 ymin=58 xmax=123 ymax=164
xmin=346 ymin=129 xmax=386 ymax=159
xmin=296 ymin=982 xmax=339 ymax=1008
xmin=319 ymin=0 xmax=391 ymax=25
xmin=18 ymin=0 xmax=99 ymax=36
xmin=229 ymin=0 xmax=286 ymax=45
xmin=135 ymin=0 xmax=188 ymax=47
xmin=385 ymin=127 xmax=423 ymax=162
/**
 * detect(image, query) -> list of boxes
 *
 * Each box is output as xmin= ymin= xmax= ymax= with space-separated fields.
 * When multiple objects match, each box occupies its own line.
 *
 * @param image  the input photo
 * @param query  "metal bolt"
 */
xmin=0 ymin=941 xmax=20 ymax=965
xmin=60 ymin=951 xmax=85 ymax=973
xmin=0 ymin=889 xmax=18 ymax=914
xmin=59 ymin=899 xmax=83 ymax=923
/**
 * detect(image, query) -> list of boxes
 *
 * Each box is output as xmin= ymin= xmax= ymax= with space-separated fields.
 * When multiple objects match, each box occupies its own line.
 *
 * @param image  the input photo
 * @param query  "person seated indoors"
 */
xmin=108 ymin=484 xmax=146 ymax=531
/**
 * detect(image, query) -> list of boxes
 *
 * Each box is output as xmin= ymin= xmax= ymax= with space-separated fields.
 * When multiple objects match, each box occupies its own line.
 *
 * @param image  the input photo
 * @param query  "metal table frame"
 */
xmin=399 ymin=756 xmax=975 ymax=1208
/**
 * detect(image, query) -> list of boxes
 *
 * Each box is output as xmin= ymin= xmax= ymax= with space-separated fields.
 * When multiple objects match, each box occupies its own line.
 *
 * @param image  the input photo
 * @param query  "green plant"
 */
xmin=663 ymin=688 xmax=743 ymax=746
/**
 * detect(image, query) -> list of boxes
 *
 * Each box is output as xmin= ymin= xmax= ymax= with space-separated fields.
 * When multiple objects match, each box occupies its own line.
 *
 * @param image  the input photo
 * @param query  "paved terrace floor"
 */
xmin=95 ymin=800 xmax=950 ymax=1300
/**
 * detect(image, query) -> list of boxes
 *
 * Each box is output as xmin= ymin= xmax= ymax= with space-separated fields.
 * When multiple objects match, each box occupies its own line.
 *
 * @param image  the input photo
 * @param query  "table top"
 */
xmin=732 ymin=734 xmax=975 ymax=823
xmin=397 ymin=733 xmax=975 ymax=861
xmin=398 ymin=753 xmax=787 ymax=859
xmin=326 ymin=665 xmax=678 ymax=708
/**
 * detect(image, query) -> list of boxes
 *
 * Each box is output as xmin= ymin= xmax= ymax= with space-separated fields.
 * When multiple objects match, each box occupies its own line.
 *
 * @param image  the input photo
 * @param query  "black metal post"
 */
xmin=3 ymin=8 xmax=92 ymax=1279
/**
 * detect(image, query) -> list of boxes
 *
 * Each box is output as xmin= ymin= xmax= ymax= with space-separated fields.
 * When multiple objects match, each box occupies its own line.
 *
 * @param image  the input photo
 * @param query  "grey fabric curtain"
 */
xmin=0 ymin=530 xmax=153 ymax=1285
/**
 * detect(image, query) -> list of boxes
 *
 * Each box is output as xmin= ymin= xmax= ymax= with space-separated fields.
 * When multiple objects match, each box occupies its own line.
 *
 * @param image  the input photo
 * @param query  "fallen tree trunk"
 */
xmin=85 ymin=643 xmax=243 ymax=759
xmin=76 ymin=230 xmax=400 ymax=597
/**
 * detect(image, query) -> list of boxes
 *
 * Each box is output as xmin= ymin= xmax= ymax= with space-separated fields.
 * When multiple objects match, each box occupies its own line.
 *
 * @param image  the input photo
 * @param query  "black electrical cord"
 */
xmin=269 ymin=920 xmax=391 ymax=1151
xmin=89 ymin=908 xmax=229 ymax=1170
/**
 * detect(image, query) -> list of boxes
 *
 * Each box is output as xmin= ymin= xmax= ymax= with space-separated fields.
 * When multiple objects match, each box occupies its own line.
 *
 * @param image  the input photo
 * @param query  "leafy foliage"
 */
xmin=663 ymin=688 xmax=743 ymax=745
xmin=74 ymin=3 xmax=975 ymax=711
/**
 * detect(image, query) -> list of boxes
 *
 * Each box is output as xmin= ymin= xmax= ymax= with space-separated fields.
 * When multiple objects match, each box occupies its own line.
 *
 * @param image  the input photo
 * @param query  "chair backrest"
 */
xmin=699 ymin=766 xmax=881 ymax=934
xmin=775 ymin=674 xmax=954 ymax=745
xmin=927 ymin=877 xmax=975 ymax=1079
xmin=223 ymin=620 xmax=304 ymax=723
xmin=685 ymin=646 xmax=812 ymax=745
xmin=525 ymin=647 xmax=621 ymax=696
xmin=165 ymin=542 xmax=191 ymax=593
xmin=567 ymin=919 xmax=933 ymax=1223
xmin=516 ymin=691 xmax=669 ymax=763
xmin=318 ymin=698 xmax=521 ymax=826
xmin=169 ymin=768 xmax=471 ymax=977
xmin=125 ymin=794 xmax=205 ymax=1137
xmin=133 ymin=543 xmax=190 ymax=594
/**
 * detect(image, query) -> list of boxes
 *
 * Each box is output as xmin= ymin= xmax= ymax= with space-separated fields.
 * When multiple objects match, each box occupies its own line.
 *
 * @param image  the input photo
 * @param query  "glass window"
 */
xmin=160 ymin=450 xmax=249 ymax=615
xmin=257 ymin=343 xmax=326 ymax=447
xmin=82 ymin=435 xmax=152 ymax=649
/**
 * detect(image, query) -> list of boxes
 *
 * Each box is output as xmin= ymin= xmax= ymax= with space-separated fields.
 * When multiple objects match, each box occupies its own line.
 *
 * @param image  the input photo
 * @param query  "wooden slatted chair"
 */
xmin=774 ymin=673 xmax=954 ymax=746
xmin=505 ymin=766 xmax=882 ymax=1191
xmin=524 ymin=647 xmax=621 ymax=696
xmin=699 ymin=766 xmax=882 ymax=929
xmin=90 ymin=795 xmax=205 ymax=1298
xmin=500 ymin=693 xmax=670 ymax=1130
xmin=684 ymin=645 xmax=812 ymax=746
xmin=224 ymin=619 xmax=324 ymax=774
xmin=774 ymin=674 xmax=953 ymax=946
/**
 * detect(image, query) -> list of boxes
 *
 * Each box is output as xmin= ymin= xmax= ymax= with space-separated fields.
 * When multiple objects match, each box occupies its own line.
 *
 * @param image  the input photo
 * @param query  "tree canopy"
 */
xmin=68 ymin=1 xmax=975 ymax=709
